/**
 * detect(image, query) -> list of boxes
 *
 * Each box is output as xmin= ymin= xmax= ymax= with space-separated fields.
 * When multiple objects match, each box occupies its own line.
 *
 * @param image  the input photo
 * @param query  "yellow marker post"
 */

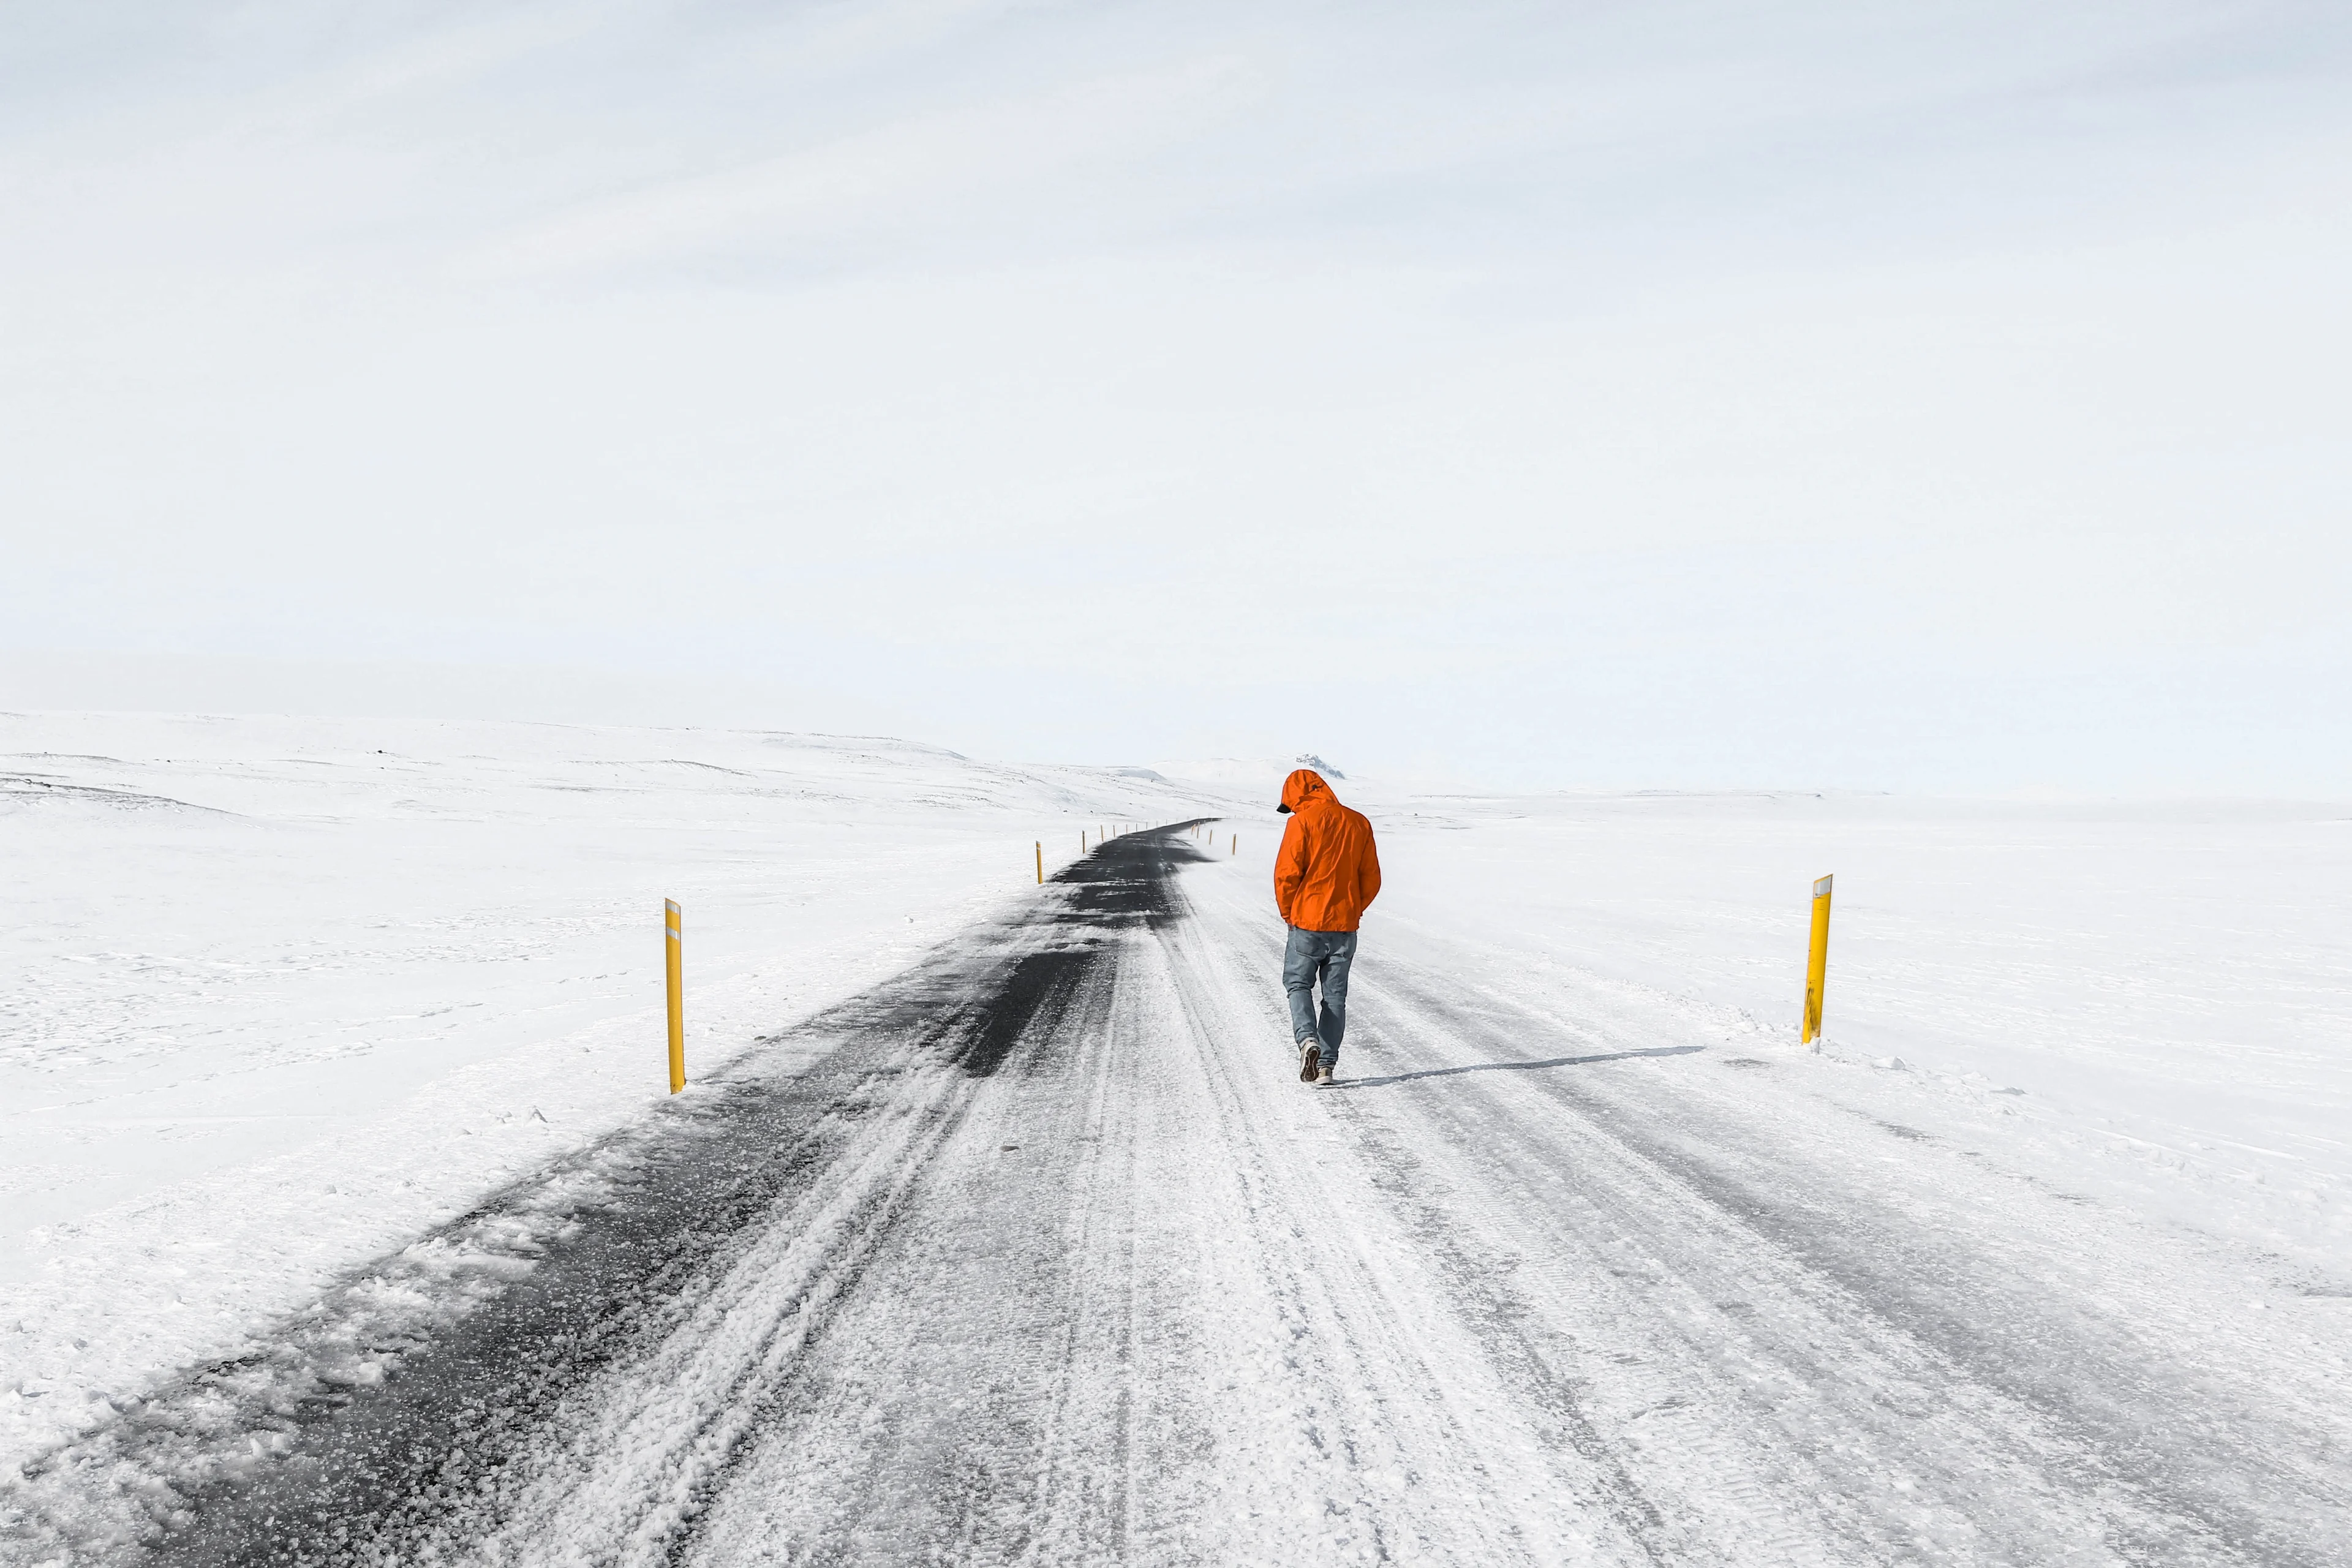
xmin=1035 ymin=842 xmax=1043 ymax=883
xmin=665 ymin=899 xmax=685 ymax=1092
xmin=1801 ymin=875 xmax=1833 ymax=1047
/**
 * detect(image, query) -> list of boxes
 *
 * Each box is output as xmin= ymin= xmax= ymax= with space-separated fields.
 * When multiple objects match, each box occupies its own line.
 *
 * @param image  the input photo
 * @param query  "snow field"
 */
xmin=1335 ymin=788 xmax=2352 ymax=1283
xmin=0 ymin=713 xmax=1242 ymax=1483
xmin=3 ymin=717 xmax=2348 ymax=1564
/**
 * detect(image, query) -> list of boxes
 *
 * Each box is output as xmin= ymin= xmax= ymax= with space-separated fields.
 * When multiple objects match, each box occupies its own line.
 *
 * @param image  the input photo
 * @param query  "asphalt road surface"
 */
xmin=17 ymin=826 xmax=2348 ymax=1566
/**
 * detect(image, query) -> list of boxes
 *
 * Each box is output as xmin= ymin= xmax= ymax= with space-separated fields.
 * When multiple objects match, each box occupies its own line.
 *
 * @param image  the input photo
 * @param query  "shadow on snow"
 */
xmin=1337 ymin=1044 xmax=1705 ymax=1089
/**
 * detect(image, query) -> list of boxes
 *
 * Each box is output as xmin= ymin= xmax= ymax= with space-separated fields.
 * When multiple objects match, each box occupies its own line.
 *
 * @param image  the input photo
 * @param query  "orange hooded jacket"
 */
xmin=1273 ymin=769 xmax=1382 ymax=932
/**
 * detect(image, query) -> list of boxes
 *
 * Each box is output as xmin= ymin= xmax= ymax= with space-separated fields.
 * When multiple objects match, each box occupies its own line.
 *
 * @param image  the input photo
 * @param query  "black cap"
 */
xmin=1276 ymin=803 xmax=1292 ymax=814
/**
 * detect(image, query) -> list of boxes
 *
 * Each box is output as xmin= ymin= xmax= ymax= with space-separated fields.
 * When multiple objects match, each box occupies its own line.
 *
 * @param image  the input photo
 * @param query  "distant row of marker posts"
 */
xmin=1035 ymin=823 xmax=1154 ymax=886
xmin=1191 ymin=823 xmax=1234 ymax=855
xmin=672 ymin=820 xmax=1210 ymax=1090
xmin=1025 ymin=820 xmax=1246 ymax=888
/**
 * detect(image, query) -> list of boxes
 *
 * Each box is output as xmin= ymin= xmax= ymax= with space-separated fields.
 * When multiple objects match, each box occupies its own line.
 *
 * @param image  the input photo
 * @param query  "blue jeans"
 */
xmin=1283 ymin=927 xmax=1358 ymax=1068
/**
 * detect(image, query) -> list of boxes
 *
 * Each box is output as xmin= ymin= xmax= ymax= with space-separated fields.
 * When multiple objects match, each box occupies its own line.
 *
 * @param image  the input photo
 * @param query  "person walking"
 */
xmin=1273 ymin=767 xmax=1381 ymax=1087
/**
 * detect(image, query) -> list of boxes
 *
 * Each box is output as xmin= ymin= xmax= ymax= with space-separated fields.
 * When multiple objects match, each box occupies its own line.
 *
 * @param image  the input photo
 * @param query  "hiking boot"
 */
xmin=1315 ymin=1066 xmax=1335 ymax=1087
xmin=1298 ymin=1038 xmax=1322 ymax=1082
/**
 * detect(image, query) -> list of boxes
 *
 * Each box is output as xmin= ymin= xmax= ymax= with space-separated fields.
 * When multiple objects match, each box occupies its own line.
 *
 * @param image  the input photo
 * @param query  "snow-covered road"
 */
xmin=15 ymin=826 xmax=2348 ymax=1565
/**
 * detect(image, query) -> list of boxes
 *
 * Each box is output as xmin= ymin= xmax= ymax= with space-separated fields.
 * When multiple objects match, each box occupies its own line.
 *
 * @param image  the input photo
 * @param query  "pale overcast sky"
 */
xmin=5 ymin=1 xmax=2348 ymax=791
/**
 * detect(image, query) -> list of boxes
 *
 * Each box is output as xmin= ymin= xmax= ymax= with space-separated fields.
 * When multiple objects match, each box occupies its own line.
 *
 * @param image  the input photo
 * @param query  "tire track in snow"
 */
xmin=1178 ymin=858 xmax=2347 ymax=1566
xmin=1144 ymin=899 xmax=1642 ymax=1563
xmin=1348 ymin=954 xmax=2352 ymax=1567
xmin=7 ymin=839 xmax=1181 ymax=1567
xmin=560 ymin=829 xmax=1627 ymax=1565
xmin=20 ymin=827 xmax=2342 ymax=1566
xmin=668 ymin=833 xmax=1225 ymax=1564
xmin=665 ymin=943 xmax=1148 ymax=1564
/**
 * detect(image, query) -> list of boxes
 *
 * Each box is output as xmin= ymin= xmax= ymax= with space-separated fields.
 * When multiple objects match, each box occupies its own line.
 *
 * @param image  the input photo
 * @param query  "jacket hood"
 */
xmin=1278 ymin=769 xmax=1334 ymax=815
